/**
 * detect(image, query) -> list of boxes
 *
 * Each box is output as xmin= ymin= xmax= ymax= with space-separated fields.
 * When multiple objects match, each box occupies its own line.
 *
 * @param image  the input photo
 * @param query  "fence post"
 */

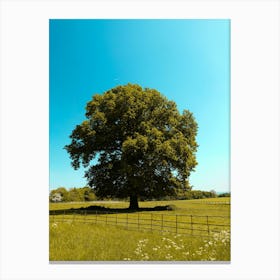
xmin=176 ymin=214 xmax=178 ymax=234
xmin=126 ymin=213 xmax=128 ymax=229
xmin=190 ymin=215 xmax=193 ymax=235
xmin=206 ymin=216 xmax=210 ymax=235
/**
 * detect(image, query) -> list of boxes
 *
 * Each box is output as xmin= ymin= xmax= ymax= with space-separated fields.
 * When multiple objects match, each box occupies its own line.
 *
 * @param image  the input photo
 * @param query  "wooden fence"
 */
xmin=50 ymin=210 xmax=230 ymax=238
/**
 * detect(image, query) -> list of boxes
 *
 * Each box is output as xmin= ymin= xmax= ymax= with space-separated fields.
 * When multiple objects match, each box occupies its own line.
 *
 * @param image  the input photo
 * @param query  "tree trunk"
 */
xmin=129 ymin=195 xmax=139 ymax=210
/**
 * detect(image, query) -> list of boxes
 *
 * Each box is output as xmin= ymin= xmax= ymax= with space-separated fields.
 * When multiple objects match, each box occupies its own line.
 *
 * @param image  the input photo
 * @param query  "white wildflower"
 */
xmin=165 ymin=254 xmax=173 ymax=260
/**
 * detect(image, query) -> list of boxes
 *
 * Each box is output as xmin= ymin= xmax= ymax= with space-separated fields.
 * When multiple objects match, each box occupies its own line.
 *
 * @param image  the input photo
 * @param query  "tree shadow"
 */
xmin=49 ymin=204 xmax=177 ymax=216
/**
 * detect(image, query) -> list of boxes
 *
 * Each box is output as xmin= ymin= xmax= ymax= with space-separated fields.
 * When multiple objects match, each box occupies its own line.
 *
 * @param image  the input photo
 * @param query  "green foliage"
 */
xmin=65 ymin=84 xmax=198 ymax=208
xmin=68 ymin=188 xmax=82 ymax=202
xmin=49 ymin=187 xmax=69 ymax=202
xmin=218 ymin=192 xmax=231 ymax=197
xmin=49 ymin=186 xmax=96 ymax=202
xmin=149 ymin=189 xmax=217 ymax=201
xmin=184 ymin=190 xmax=218 ymax=200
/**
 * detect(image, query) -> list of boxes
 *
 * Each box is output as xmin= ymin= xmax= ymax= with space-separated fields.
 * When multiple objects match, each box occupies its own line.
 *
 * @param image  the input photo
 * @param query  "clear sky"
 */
xmin=50 ymin=19 xmax=230 ymax=193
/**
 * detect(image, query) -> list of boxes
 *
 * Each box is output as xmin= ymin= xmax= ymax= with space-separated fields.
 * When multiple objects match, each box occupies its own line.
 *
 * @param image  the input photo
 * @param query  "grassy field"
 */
xmin=49 ymin=197 xmax=230 ymax=262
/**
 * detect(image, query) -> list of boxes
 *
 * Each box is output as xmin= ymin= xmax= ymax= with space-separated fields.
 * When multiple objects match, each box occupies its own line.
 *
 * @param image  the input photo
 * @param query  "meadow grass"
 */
xmin=49 ymin=197 xmax=230 ymax=215
xmin=49 ymin=198 xmax=230 ymax=261
xmin=49 ymin=222 xmax=230 ymax=261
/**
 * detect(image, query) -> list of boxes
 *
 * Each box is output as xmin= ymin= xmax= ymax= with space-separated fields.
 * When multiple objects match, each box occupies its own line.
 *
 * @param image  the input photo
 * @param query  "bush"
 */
xmin=218 ymin=192 xmax=231 ymax=197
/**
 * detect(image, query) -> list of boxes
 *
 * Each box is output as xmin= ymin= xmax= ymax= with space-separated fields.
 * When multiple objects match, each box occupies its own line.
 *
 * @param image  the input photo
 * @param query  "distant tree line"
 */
xmin=178 ymin=190 xmax=230 ymax=200
xmin=49 ymin=186 xmax=230 ymax=203
xmin=49 ymin=187 xmax=97 ymax=202
xmin=217 ymin=192 xmax=231 ymax=197
xmin=155 ymin=189 xmax=218 ymax=201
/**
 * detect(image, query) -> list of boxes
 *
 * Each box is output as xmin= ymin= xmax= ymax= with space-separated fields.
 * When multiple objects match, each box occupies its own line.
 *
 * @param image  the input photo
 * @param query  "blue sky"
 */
xmin=50 ymin=19 xmax=230 ymax=193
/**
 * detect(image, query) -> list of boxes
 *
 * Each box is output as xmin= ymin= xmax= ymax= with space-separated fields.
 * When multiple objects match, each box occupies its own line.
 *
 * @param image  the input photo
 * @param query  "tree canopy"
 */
xmin=49 ymin=186 xmax=96 ymax=202
xmin=65 ymin=84 xmax=198 ymax=209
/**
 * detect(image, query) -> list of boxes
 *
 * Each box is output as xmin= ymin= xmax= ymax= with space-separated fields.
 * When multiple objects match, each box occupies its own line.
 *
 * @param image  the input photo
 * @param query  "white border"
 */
xmin=0 ymin=0 xmax=279 ymax=279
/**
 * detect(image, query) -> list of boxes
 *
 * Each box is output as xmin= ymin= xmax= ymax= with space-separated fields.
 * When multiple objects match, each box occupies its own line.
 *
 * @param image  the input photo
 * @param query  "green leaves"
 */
xmin=122 ymin=134 xmax=148 ymax=155
xmin=65 ymin=84 xmax=198 ymax=204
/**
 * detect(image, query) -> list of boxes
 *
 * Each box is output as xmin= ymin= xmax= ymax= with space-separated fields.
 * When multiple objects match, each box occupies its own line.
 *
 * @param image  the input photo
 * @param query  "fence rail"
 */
xmin=187 ymin=201 xmax=230 ymax=205
xmin=50 ymin=210 xmax=230 ymax=238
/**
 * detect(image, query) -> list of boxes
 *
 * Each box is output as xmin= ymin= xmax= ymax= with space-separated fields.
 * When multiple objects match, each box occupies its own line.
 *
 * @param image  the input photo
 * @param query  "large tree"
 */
xmin=65 ymin=84 xmax=198 ymax=209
